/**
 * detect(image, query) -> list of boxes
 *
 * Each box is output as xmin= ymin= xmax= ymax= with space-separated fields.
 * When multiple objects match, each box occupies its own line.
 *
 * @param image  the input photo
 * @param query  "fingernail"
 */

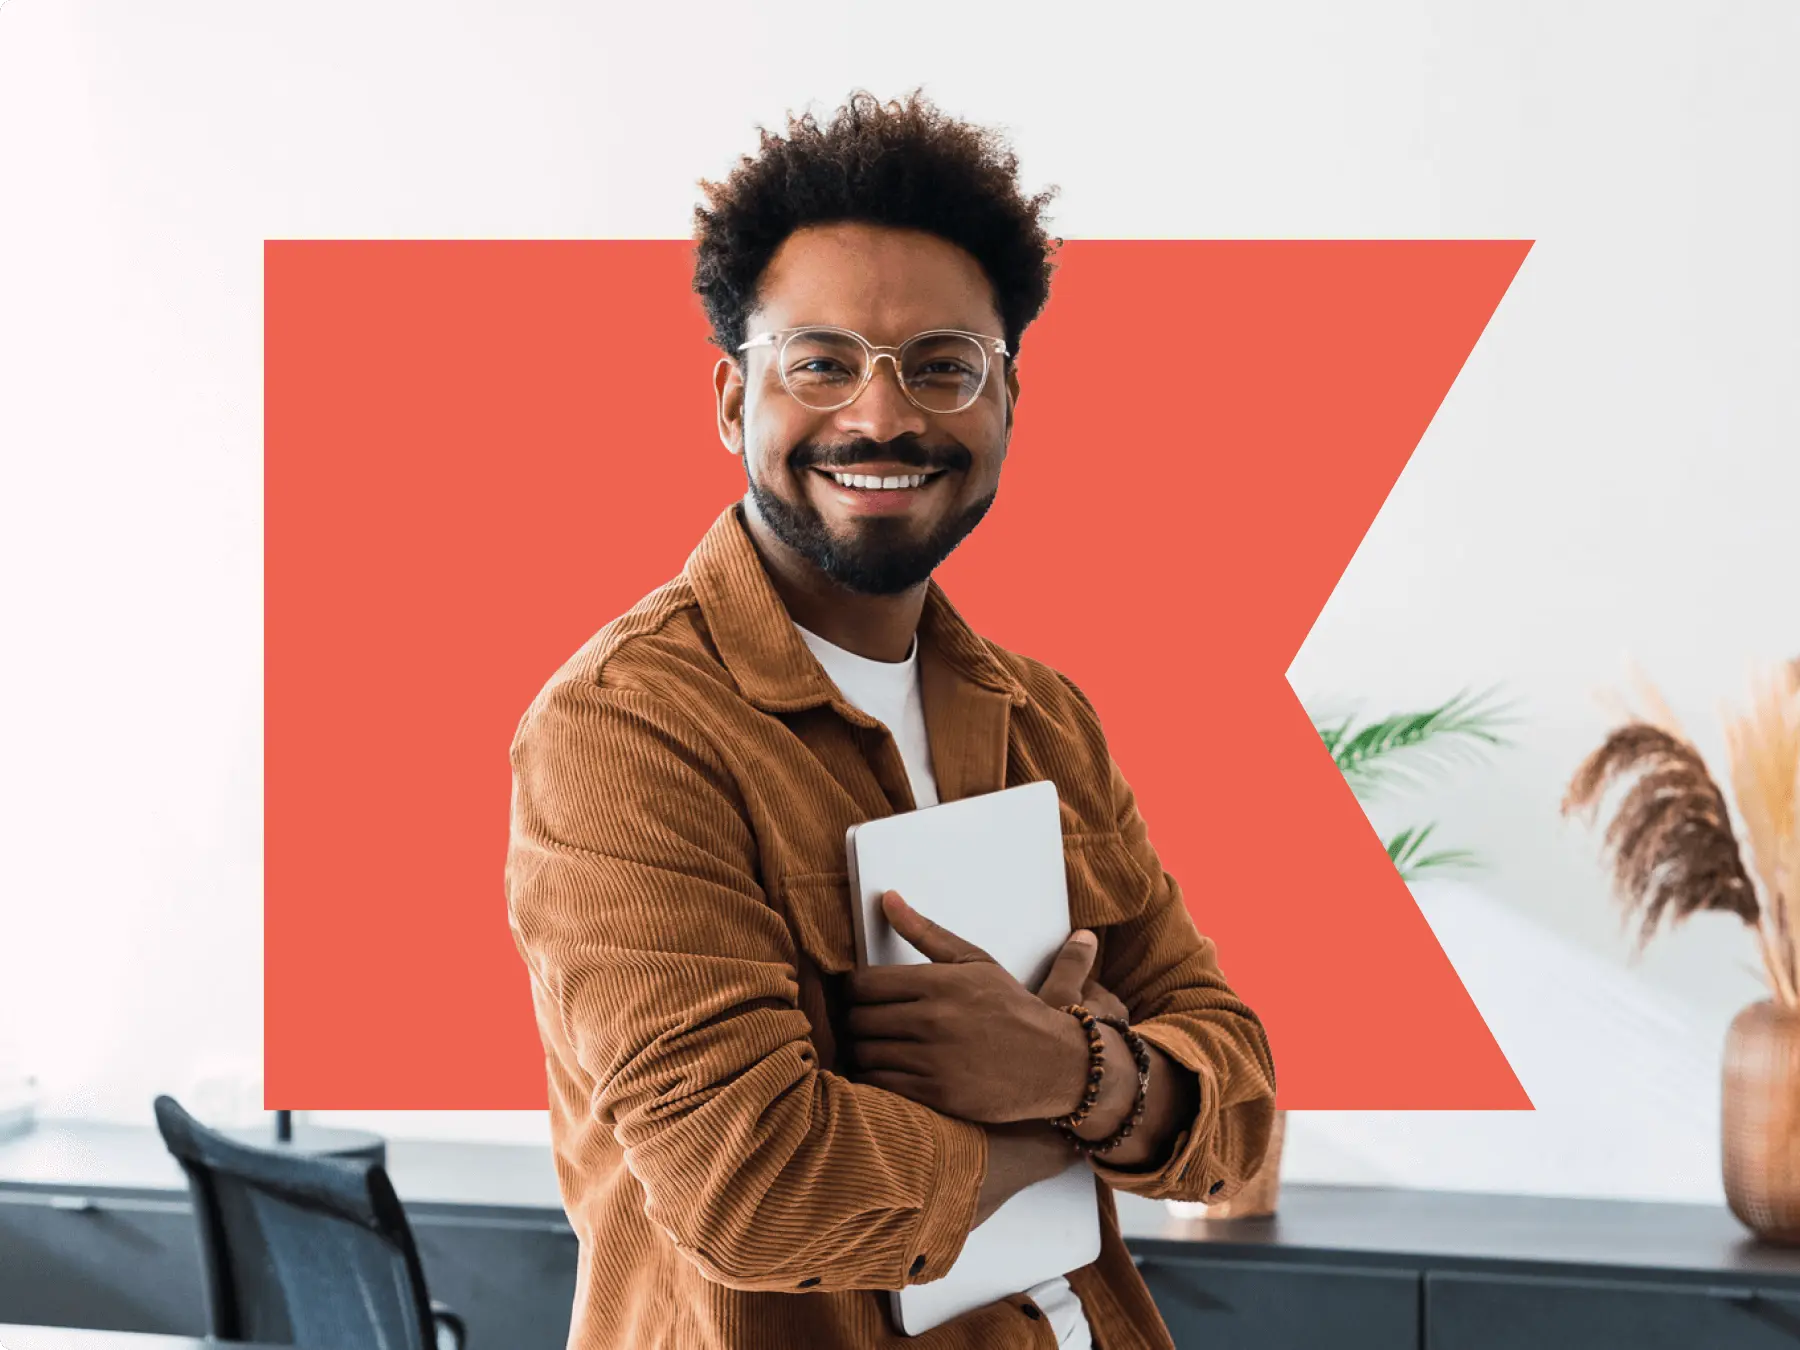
xmin=1072 ymin=930 xmax=1097 ymax=946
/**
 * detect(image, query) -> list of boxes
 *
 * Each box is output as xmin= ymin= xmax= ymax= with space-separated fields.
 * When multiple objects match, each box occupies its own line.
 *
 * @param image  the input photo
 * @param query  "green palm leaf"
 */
xmin=1315 ymin=685 xmax=1516 ymax=885
xmin=1322 ymin=685 xmax=1515 ymax=802
xmin=1384 ymin=822 xmax=1481 ymax=881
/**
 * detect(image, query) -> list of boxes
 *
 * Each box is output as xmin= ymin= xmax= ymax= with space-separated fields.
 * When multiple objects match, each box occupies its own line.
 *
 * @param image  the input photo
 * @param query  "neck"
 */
xmin=740 ymin=499 xmax=926 ymax=663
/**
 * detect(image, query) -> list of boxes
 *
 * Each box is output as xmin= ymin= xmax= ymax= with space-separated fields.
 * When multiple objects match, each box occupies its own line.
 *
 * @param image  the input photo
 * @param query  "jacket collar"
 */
xmin=684 ymin=502 xmax=1029 ymax=715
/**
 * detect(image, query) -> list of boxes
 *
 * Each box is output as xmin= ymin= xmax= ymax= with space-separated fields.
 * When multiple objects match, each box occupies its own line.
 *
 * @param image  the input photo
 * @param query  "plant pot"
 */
xmin=1723 ymin=1000 xmax=1800 ymax=1243
xmin=1166 ymin=1107 xmax=1286 ymax=1221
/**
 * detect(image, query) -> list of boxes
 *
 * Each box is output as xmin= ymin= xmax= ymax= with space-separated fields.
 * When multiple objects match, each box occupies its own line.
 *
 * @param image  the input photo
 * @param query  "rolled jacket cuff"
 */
xmin=1084 ymin=1019 xmax=1227 ymax=1203
xmin=904 ymin=1112 xmax=988 ymax=1285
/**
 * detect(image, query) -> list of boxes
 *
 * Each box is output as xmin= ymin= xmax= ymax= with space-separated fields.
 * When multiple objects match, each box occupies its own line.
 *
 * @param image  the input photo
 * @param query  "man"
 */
xmin=506 ymin=89 xmax=1276 ymax=1349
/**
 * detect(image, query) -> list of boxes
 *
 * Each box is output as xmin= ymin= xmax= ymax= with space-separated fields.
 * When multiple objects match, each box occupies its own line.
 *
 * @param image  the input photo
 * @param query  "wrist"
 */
xmin=1072 ymin=1024 xmax=1138 ymax=1142
xmin=1046 ymin=1010 xmax=1095 ymax=1119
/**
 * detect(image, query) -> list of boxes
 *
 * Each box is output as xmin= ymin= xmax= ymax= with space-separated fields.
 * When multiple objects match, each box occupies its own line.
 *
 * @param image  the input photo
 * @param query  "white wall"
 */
xmin=2 ymin=0 xmax=1797 ymax=1199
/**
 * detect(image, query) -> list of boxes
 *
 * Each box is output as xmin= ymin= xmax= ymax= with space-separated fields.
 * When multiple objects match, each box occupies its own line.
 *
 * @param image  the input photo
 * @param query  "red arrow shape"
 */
xmin=267 ymin=239 xmax=1531 ymax=1108
xmin=939 ymin=241 xmax=1534 ymax=1108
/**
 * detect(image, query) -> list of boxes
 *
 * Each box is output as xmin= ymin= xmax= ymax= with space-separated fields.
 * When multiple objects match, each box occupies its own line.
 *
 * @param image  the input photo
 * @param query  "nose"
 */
xmin=831 ymin=353 xmax=929 ymax=442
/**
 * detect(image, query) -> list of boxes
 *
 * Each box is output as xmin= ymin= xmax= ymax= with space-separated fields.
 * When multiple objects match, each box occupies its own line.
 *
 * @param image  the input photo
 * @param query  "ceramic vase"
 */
xmin=1723 ymin=1000 xmax=1800 ymax=1243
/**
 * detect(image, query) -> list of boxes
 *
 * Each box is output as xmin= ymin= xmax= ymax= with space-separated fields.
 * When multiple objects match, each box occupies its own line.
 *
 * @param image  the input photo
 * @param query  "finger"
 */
xmin=846 ymin=1002 xmax=928 ymax=1042
xmin=846 ymin=964 xmax=942 ymax=1005
xmin=1034 ymin=929 xmax=1099 ymax=1006
xmin=1081 ymin=978 xmax=1130 ymax=1022
xmin=856 ymin=1069 xmax=937 ymax=1106
xmin=851 ymin=1040 xmax=933 ymax=1074
xmin=1080 ymin=979 xmax=1123 ymax=1022
xmin=881 ymin=891 xmax=994 ymax=965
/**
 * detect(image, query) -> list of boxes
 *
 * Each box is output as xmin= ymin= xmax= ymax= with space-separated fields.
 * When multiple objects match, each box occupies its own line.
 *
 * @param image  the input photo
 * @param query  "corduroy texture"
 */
xmin=505 ymin=503 xmax=1278 ymax=1349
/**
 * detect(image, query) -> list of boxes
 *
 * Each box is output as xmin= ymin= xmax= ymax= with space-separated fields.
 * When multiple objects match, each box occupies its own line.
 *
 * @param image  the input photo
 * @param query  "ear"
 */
xmin=714 ymin=356 xmax=745 ymax=455
xmin=1004 ymin=361 xmax=1021 ymax=436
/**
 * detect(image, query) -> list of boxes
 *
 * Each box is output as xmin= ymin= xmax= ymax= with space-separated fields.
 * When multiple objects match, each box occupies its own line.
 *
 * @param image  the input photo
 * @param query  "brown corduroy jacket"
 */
xmin=505 ymin=503 xmax=1277 ymax=1350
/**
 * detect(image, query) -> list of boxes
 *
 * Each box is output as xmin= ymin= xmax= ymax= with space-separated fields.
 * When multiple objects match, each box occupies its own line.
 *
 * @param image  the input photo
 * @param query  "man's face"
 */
xmin=715 ymin=222 xmax=1019 ymax=596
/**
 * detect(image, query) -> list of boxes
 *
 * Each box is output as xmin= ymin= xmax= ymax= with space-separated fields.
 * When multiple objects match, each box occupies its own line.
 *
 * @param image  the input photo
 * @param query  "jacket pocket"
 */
xmin=779 ymin=870 xmax=856 ymax=975
xmin=1062 ymin=831 xmax=1154 ymax=930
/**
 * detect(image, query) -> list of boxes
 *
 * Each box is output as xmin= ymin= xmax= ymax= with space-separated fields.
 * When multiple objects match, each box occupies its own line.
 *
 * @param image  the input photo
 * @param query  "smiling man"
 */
xmin=506 ymin=90 xmax=1277 ymax=1350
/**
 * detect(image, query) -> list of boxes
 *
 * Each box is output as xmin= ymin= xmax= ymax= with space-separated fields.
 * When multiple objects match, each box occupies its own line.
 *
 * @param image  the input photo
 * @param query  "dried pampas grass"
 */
xmin=1562 ymin=723 xmax=1760 ymax=950
xmin=1563 ymin=659 xmax=1800 ymax=1007
xmin=1722 ymin=662 xmax=1800 ymax=1003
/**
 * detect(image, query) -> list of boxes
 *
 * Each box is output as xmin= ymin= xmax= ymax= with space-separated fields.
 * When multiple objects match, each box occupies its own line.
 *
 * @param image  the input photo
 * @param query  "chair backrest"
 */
xmin=154 ymin=1094 xmax=436 ymax=1349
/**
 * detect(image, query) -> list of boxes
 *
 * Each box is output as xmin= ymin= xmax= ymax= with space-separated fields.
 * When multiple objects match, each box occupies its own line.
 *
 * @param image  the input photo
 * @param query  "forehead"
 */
xmin=751 ymin=222 xmax=1002 ymax=342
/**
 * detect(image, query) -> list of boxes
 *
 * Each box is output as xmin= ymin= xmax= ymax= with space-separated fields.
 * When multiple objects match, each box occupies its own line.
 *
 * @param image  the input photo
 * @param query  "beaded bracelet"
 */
xmin=1047 ymin=1004 xmax=1108 ymax=1132
xmin=1048 ymin=1004 xmax=1154 ymax=1156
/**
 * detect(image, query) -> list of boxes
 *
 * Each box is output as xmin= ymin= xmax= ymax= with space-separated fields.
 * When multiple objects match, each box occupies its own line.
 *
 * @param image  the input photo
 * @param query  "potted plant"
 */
xmin=1562 ymin=659 xmax=1800 ymax=1242
xmin=1175 ymin=687 xmax=1515 ymax=1220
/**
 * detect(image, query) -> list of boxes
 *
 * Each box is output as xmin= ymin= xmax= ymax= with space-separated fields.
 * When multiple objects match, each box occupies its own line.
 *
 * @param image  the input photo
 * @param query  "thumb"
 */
xmin=1035 ymin=930 xmax=1099 ymax=1006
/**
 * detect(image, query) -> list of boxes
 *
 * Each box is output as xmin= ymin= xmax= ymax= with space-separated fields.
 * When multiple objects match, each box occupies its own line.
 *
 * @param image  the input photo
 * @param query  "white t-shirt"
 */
xmin=794 ymin=622 xmax=1094 ymax=1350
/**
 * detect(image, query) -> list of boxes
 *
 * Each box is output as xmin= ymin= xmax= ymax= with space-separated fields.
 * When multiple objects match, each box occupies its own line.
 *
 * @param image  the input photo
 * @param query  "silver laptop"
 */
xmin=846 ymin=780 xmax=1103 ymax=1335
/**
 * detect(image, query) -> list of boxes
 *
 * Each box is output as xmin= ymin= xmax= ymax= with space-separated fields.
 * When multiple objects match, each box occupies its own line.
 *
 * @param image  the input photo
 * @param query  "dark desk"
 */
xmin=0 ymin=1122 xmax=575 ymax=1349
xmin=0 ymin=1328 xmax=279 ymax=1350
xmin=1125 ymin=1181 xmax=1800 ymax=1281
xmin=1125 ymin=1184 xmax=1800 ymax=1350
xmin=9 ymin=1121 xmax=1800 ymax=1349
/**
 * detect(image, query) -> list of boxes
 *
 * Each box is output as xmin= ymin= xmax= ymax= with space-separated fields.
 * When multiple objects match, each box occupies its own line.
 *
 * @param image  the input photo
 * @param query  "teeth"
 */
xmin=829 ymin=472 xmax=931 ymax=490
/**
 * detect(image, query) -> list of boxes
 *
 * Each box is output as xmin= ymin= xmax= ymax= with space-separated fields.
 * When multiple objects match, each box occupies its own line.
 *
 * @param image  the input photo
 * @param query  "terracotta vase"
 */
xmin=1723 ymin=1000 xmax=1800 ymax=1243
xmin=1171 ymin=1108 xmax=1286 ymax=1221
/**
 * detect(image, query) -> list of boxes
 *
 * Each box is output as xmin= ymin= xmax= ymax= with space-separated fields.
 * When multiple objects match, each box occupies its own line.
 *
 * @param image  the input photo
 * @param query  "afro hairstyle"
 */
xmin=692 ymin=89 xmax=1059 ymax=362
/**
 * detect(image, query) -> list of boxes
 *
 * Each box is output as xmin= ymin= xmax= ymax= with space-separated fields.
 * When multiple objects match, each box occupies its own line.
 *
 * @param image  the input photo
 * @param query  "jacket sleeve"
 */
xmin=1085 ymin=752 xmax=1279 ymax=1205
xmin=506 ymin=677 xmax=988 ymax=1292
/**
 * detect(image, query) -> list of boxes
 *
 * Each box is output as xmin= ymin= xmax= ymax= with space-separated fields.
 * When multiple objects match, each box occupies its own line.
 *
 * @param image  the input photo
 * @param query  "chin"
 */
xmin=748 ymin=470 xmax=997 ymax=595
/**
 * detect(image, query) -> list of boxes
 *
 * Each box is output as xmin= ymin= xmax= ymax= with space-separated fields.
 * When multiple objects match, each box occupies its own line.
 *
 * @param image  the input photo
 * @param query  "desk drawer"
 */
xmin=0 ymin=1190 xmax=206 ymax=1333
xmin=410 ymin=1210 xmax=579 ymax=1350
xmin=1426 ymin=1271 xmax=1800 ymax=1350
xmin=1137 ymin=1255 xmax=1420 ymax=1350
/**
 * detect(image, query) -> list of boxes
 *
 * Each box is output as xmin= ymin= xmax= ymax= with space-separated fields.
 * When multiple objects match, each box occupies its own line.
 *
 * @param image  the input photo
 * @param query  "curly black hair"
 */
xmin=692 ymin=89 xmax=1059 ymax=362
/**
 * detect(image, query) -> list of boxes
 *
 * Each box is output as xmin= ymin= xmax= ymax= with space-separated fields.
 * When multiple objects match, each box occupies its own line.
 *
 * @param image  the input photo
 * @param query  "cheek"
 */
xmin=958 ymin=408 xmax=1010 ymax=484
xmin=742 ymin=429 xmax=802 ymax=485
xmin=742 ymin=397 xmax=819 ymax=479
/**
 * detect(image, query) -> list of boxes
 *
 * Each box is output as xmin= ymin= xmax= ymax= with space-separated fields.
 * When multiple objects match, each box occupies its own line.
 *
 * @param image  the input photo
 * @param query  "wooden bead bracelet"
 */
xmin=1048 ymin=1003 xmax=1153 ymax=1156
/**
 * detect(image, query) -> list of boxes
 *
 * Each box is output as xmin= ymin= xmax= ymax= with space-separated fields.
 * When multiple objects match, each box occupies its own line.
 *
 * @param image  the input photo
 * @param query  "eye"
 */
xmin=792 ymin=357 xmax=855 ymax=377
xmin=781 ymin=330 xmax=866 ymax=385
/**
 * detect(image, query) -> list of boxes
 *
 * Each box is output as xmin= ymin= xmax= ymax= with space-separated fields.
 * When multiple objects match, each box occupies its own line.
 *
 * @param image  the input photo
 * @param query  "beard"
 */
xmin=745 ymin=436 xmax=996 ymax=596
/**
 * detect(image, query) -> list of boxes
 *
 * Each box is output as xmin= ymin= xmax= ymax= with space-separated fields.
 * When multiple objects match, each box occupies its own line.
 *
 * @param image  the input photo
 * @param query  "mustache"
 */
xmin=793 ymin=436 xmax=970 ymax=474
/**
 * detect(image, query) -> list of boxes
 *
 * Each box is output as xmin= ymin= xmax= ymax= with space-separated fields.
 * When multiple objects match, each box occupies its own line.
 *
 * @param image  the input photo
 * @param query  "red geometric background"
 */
xmin=266 ymin=239 xmax=1533 ymax=1110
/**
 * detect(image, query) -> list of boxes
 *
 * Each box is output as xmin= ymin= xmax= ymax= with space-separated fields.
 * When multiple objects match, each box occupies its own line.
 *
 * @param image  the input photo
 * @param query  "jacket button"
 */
xmin=1209 ymin=1180 xmax=1225 ymax=1195
xmin=910 ymin=1254 xmax=927 ymax=1276
xmin=797 ymin=1277 xmax=821 ymax=1288
xmin=1021 ymin=1303 xmax=1042 ymax=1320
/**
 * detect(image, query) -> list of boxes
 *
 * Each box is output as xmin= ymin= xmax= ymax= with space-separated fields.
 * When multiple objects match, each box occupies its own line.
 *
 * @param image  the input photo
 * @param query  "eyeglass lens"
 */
xmin=777 ymin=329 xmax=989 ymax=412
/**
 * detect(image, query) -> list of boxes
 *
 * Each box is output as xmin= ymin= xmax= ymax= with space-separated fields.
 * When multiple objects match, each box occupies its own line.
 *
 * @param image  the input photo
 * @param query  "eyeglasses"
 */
xmin=736 ymin=325 xmax=1009 ymax=415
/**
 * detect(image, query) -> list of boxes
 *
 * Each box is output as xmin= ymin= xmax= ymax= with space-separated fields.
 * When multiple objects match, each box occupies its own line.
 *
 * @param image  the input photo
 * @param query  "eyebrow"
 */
xmin=779 ymin=322 xmax=1002 ymax=341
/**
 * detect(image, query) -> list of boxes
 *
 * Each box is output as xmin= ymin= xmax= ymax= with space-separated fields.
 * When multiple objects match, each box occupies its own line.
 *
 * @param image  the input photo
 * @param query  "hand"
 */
xmin=845 ymin=892 xmax=1101 ymax=1124
xmin=1035 ymin=941 xmax=1129 ymax=1025
xmin=1076 ymin=981 xmax=1130 ymax=1023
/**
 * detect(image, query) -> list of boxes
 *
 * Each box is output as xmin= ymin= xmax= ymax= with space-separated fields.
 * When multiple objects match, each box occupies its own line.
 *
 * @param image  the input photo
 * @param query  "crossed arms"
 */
xmin=506 ymin=680 xmax=1277 ymax=1294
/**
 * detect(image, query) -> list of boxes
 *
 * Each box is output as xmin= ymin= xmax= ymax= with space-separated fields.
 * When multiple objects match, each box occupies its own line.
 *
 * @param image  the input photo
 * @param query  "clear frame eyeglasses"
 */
xmin=736 ymin=324 xmax=1009 ymax=415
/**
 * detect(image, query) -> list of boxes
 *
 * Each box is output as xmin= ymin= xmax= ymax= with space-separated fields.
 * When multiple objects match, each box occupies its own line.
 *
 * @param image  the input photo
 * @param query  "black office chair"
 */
xmin=153 ymin=1094 xmax=467 ymax=1350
